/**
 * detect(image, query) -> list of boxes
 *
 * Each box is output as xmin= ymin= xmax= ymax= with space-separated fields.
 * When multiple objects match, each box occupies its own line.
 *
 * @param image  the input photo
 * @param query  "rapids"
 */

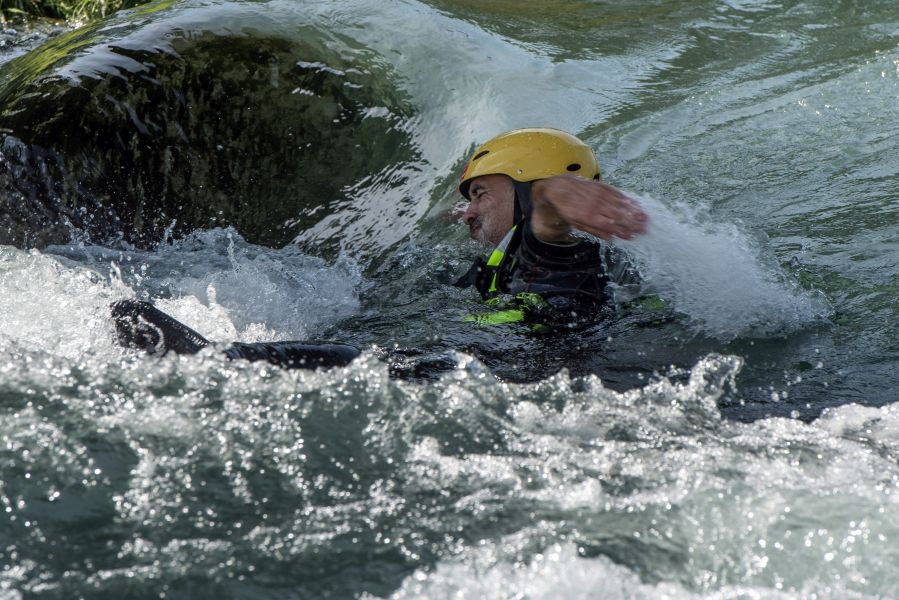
xmin=1 ymin=0 xmax=898 ymax=598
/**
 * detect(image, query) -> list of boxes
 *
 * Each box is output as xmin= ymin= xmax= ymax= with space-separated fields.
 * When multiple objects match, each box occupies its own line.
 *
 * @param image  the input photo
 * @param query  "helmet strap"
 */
xmin=512 ymin=180 xmax=533 ymax=224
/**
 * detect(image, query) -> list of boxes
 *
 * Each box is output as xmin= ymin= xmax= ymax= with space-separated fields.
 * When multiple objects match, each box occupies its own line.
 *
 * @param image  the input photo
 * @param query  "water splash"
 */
xmin=46 ymin=228 xmax=364 ymax=344
xmin=617 ymin=195 xmax=830 ymax=339
xmin=0 ymin=246 xmax=120 ymax=360
xmin=372 ymin=357 xmax=899 ymax=599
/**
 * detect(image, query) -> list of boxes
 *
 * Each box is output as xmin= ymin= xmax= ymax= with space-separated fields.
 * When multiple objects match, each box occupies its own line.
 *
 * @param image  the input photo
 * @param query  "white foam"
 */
xmin=374 ymin=356 xmax=899 ymax=599
xmin=379 ymin=542 xmax=791 ymax=600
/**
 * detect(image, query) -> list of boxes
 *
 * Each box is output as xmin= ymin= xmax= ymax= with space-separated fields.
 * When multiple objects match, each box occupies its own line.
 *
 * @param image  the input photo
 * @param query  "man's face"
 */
xmin=461 ymin=174 xmax=516 ymax=246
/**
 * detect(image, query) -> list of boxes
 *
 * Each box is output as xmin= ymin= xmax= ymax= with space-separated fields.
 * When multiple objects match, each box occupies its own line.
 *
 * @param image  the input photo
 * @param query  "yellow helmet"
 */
xmin=459 ymin=127 xmax=601 ymax=199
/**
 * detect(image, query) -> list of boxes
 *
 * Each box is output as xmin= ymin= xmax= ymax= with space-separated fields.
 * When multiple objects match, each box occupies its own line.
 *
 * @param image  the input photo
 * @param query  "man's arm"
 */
xmin=530 ymin=175 xmax=648 ymax=242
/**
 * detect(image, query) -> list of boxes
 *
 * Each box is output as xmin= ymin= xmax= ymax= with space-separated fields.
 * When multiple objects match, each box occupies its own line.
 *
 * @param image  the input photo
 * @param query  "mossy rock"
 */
xmin=0 ymin=3 xmax=416 ymax=248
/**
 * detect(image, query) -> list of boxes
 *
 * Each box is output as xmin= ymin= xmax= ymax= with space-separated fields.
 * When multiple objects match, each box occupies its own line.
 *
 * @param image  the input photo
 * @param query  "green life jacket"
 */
xmin=453 ymin=225 xmax=520 ymax=299
xmin=453 ymin=224 xmax=551 ymax=329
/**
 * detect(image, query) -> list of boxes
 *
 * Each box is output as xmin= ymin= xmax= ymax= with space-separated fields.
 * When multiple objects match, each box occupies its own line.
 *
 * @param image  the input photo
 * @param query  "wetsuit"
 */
xmin=454 ymin=183 xmax=640 ymax=329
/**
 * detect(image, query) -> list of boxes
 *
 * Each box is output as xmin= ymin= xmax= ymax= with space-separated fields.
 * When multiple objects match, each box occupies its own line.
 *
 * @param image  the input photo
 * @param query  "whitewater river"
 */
xmin=1 ymin=0 xmax=898 ymax=597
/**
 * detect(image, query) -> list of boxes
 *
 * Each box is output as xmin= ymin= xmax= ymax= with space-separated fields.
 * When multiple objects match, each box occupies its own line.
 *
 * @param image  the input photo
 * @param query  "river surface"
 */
xmin=1 ymin=0 xmax=899 ymax=598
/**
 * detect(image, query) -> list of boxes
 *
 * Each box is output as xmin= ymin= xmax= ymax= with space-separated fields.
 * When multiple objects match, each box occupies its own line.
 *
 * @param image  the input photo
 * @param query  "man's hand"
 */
xmin=530 ymin=175 xmax=648 ymax=242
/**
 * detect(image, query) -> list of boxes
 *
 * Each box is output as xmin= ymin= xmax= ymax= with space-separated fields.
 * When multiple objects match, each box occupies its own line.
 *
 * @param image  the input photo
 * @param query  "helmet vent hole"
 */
xmin=566 ymin=163 xmax=581 ymax=172
xmin=473 ymin=150 xmax=490 ymax=161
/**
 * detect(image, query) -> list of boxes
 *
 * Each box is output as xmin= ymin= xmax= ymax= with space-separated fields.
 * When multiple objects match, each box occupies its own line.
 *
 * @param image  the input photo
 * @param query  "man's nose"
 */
xmin=462 ymin=203 xmax=477 ymax=226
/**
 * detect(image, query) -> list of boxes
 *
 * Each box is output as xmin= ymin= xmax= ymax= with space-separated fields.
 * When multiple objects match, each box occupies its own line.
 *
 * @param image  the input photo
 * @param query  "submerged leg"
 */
xmin=110 ymin=299 xmax=360 ymax=369
xmin=111 ymin=299 xmax=210 ymax=355
xmin=224 ymin=341 xmax=360 ymax=368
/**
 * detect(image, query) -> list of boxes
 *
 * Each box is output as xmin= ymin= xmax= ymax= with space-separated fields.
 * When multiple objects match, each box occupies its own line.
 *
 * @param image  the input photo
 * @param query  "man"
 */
xmin=453 ymin=128 xmax=647 ymax=328
xmin=113 ymin=127 xmax=648 ymax=365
